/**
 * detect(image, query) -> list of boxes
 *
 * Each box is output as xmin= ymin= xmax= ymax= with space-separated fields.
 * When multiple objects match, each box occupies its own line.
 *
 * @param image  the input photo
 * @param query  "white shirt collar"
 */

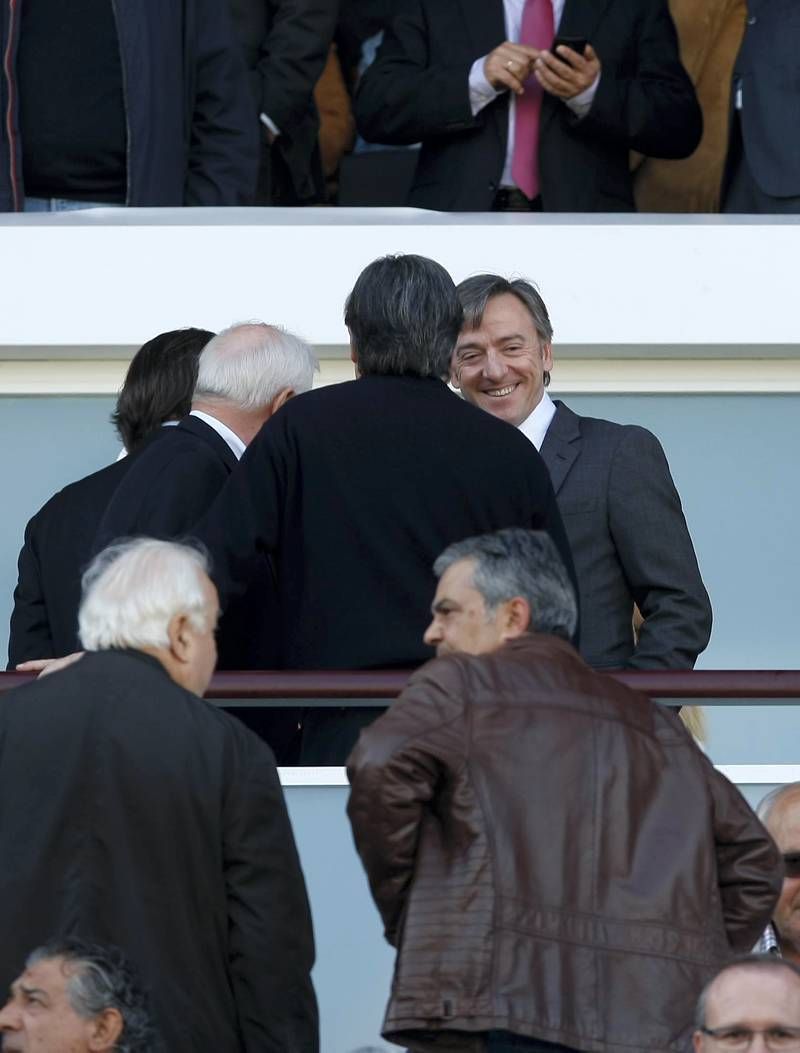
xmin=190 ymin=410 xmax=247 ymax=461
xmin=518 ymin=390 xmax=556 ymax=451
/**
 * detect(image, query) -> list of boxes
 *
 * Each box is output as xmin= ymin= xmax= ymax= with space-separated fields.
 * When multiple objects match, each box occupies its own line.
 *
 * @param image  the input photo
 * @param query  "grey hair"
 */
xmin=456 ymin=274 xmax=553 ymax=386
xmin=433 ymin=528 xmax=577 ymax=640
xmin=193 ymin=321 xmax=317 ymax=410
xmin=344 ymin=254 xmax=463 ymax=378
xmin=757 ymin=782 xmax=800 ymax=825
xmin=695 ymin=955 xmax=800 ymax=1029
xmin=79 ymin=538 xmax=211 ymax=652
xmin=27 ymin=939 xmax=155 ymax=1052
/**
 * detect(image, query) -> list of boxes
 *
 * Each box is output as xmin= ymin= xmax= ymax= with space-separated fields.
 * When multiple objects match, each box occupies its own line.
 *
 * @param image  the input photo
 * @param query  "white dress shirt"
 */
xmin=518 ymin=389 xmax=557 ymax=451
xmin=190 ymin=410 xmax=247 ymax=461
xmin=468 ymin=0 xmax=600 ymax=190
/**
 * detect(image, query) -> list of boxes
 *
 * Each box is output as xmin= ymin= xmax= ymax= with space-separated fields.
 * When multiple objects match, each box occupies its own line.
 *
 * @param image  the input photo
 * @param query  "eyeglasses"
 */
xmin=783 ymin=853 xmax=800 ymax=879
xmin=700 ymin=1026 xmax=800 ymax=1050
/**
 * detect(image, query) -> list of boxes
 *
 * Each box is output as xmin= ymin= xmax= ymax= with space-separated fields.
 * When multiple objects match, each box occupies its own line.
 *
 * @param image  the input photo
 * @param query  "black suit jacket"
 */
xmin=7 ymin=432 xmax=170 ymax=667
xmin=0 ymin=649 xmax=317 ymax=1053
xmin=95 ymin=416 xmax=280 ymax=672
xmin=355 ymin=0 xmax=702 ymax=211
xmin=197 ymin=376 xmax=576 ymax=762
xmin=733 ymin=0 xmax=800 ymax=197
xmin=540 ymin=401 xmax=711 ymax=669
xmin=229 ymin=0 xmax=339 ymax=200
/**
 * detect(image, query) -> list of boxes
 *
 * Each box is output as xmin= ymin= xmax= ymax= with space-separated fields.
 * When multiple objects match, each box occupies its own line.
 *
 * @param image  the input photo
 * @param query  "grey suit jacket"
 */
xmin=734 ymin=0 xmax=800 ymax=197
xmin=539 ymin=401 xmax=711 ymax=669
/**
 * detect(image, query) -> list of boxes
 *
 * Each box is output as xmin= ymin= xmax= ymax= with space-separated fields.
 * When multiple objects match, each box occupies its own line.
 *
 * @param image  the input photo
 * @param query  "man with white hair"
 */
xmin=0 ymin=538 xmax=318 ymax=1053
xmin=756 ymin=783 xmax=800 ymax=962
xmin=94 ymin=322 xmax=317 ymax=759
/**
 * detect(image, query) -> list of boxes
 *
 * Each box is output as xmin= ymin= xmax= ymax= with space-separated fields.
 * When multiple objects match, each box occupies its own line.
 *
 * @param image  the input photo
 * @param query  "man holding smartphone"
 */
xmin=355 ymin=0 xmax=702 ymax=211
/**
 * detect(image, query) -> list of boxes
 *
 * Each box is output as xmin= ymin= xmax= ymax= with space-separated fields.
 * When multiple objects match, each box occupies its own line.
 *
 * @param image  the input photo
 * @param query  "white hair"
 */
xmin=79 ymin=539 xmax=212 ymax=652
xmin=193 ymin=321 xmax=318 ymax=410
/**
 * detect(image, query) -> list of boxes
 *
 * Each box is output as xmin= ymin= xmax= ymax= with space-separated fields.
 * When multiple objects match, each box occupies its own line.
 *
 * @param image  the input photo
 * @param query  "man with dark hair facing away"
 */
xmin=196 ymin=253 xmax=576 ymax=763
xmin=8 ymin=327 xmax=213 ymax=667
xmin=348 ymin=528 xmax=779 ymax=1053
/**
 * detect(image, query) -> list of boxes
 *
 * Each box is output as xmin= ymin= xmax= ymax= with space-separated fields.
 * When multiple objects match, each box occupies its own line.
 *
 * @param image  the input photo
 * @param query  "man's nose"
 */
xmin=482 ymin=349 xmax=507 ymax=381
xmin=0 ymin=1001 xmax=22 ymax=1029
xmin=423 ymin=618 xmax=441 ymax=647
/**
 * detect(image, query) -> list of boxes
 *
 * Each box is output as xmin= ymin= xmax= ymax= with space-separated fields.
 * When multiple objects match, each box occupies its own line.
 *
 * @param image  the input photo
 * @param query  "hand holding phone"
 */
xmin=551 ymin=36 xmax=588 ymax=65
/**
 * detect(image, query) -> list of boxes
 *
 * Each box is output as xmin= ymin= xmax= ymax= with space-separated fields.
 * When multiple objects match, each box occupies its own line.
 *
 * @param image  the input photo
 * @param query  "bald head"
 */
xmin=694 ymin=958 xmax=800 ymax=1053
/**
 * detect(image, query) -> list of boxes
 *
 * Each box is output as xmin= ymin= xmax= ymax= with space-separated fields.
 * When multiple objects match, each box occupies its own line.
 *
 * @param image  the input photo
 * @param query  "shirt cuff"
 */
xmin=468 ymin=56 xmax=502 ymax=116
xmin=259 ymin=112 xmax=281 ymax=138
xmin=564 ymin=71 xmax=600 ymax=119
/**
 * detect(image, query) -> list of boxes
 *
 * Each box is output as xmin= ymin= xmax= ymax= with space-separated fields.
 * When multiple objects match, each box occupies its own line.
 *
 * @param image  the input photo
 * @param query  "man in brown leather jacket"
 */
xmin=347 ymin=528 xmax=780 ymax=1053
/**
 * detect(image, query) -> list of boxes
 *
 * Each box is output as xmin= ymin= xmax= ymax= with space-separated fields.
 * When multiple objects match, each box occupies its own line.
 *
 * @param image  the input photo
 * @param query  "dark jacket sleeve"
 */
xmin=704 ymin=760 xmax=782 ymax=951
xmin=194 ymin=417 xmax=285 ymax=608
xmin=7 ymin=513 xmax=53 ymax=667
xmin=346 ymin=662 xmax=465 ymax=944
xmin=257 ymin=0 xmax=340 ymax=133
xmin=184 ymin=0 xmax=259 ymax=204
xmin=607 ymin=426 xmax=712 ymax=669
xmin=575 ymin=0 xmax=702 ymax=159
xmin=224 ymin=738 xmax=318 ymax=1052
xmin=354 ymin=0 xmax=478 ymax=144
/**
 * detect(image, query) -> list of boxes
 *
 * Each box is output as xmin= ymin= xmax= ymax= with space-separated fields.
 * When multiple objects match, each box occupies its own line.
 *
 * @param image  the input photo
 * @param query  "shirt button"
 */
xmin=747 ymin=14 xmax=757 ymax=24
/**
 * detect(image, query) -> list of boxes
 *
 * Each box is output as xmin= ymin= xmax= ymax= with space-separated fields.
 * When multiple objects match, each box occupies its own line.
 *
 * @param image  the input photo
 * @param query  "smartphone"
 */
xmin=551 ymin=36 xmax=588 ymax=62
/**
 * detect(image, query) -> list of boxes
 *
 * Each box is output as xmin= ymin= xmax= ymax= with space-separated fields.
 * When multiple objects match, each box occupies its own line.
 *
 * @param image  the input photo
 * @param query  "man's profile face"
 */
xmin=423 ymin=558 xmax=510 ymax=656
xmin=766 ymin=791 xmax=800 ymax=959
xmin=451 ymin=292 xmax=553 ymax=427
xmin=0 ymin=957 xmax=97 ymax=1052
xmin=693 ymin=967 xmax=800 ymax=1053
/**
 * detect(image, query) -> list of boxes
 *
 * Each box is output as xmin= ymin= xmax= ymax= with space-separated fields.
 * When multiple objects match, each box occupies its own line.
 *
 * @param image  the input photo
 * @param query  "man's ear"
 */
xmin=87 ymin=1007 xmax=124 ymax=1051
xmin=449 ymin=359 xmax=461 ymax=390
xmin=501 ymin=596 xmax=531 ymax=640
xmin=542 ymin=342 xmax=554 ymax=373
xmin=269 ymin=386 xmax=295 ymax=415
xmin=167 ymin=612 xmax=194 ymax=665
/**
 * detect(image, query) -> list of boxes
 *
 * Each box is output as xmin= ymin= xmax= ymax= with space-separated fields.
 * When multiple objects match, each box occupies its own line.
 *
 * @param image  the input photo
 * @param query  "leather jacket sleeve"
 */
xmin=705 ymin=759 xmax=782 ymax=951
xmin=346 ymin=663 xmax=465 ymax=945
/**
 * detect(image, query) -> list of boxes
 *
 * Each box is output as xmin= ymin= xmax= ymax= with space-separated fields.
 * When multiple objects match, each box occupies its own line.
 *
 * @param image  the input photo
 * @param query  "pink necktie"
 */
xmin=511 ymin=0 xmax=555 ymax=201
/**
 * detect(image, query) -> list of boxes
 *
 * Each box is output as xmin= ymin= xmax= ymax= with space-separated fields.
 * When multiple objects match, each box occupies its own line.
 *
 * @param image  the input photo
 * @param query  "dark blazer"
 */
xmin=539 ymin=400 xmax=712 ymax=669
xmin=95 ymin=415 xmax=279 ymax=672
xmin=229 ymin=0 xmax=339 ymax=201
xmin=8 ymin=459 xmax=131 ymax=666
xmin=7 ymin=430 xmax=171 ymax=667
xmin=732 ymin=0 xmax=800 ymax=197
xmin=0 ymin=649 xmax=318 ymax=1053
xmin=0 ymin=0 xmax=257 ymax=211
xmin=355 ymin=0 xmax=702 ymax=211
xmin=197 ymin=375 xmax=577 ymax=762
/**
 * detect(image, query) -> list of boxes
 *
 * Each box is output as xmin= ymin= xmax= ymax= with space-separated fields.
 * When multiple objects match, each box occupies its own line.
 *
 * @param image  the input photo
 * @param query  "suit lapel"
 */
xmin=539 ymin=400 xmax=581 ymax=495
xmin=460 ymin=0 xmax=509 ymax=154
xmin=460 ymin=0 xmax=506 ymax=58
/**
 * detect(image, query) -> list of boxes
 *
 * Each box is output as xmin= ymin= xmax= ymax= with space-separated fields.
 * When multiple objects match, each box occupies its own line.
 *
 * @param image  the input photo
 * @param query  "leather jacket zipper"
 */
xmin=3 ymin=0 xmax=22 ymax=210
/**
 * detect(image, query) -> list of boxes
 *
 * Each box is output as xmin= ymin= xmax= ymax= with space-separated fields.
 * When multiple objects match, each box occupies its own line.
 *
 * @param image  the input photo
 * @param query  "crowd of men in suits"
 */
xmin=1 ymin=0 xmax=796 ymax=213
xmin=0 ymin=252 xmax=796 ymax=1053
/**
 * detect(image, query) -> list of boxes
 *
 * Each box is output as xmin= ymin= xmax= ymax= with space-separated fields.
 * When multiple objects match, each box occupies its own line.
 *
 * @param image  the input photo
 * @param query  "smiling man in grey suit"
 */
xmin=453 ymin=274 xmax=712 ymax=669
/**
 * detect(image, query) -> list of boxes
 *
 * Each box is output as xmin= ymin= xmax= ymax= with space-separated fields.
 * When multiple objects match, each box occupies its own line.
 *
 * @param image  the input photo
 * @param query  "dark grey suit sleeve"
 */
xmin=354 ymin=0 xmax=477 ymax=144
xmin=575 ymin=0 xmax=702 ymax=159
xmin=224 ymin=740 xmax=318 ymax=1052
xmin=607 ymin=426 xmax=711 ymax=668
xmin=257 ymin=0 xmax=339 ymax=132
xmin=7 ymin=515 xmax=53 ymax=667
